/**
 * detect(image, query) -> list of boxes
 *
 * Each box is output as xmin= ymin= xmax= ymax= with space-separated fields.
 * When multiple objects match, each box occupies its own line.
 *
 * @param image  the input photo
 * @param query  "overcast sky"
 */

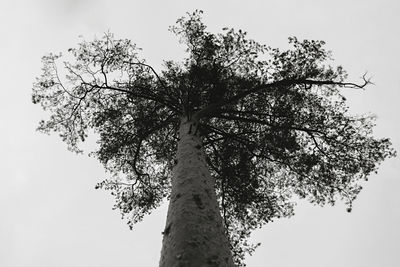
xmin=0 ymin=0 xmax=399 ymax=266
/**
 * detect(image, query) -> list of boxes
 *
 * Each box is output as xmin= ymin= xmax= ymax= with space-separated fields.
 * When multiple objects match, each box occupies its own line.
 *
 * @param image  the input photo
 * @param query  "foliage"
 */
xmin=32 ymin=10 xmax=395 ymax=266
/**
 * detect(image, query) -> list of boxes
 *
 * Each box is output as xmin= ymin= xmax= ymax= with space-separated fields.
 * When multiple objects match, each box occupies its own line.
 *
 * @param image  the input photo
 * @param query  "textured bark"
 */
xmin=159 ymin=117 xmax=235 ymax=267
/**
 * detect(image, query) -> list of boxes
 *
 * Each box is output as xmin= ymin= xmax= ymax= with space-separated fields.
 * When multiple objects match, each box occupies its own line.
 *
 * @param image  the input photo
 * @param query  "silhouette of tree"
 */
xmin=32 ymin=10 xmax=395 ymax=266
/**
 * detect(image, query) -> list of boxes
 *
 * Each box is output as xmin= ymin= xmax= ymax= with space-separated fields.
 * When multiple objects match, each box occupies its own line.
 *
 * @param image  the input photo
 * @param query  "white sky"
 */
xmin=0 ymin=0 xmax=399 ymax=266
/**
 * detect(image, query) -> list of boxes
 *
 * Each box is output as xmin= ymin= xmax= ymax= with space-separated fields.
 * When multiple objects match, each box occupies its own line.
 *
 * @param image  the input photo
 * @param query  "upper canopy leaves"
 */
xmin=32 ymin=10 xmax=395 ymax=266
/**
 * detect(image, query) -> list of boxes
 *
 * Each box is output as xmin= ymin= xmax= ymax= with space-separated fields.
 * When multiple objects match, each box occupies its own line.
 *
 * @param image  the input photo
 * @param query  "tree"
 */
xmin=32 ymin=10 xmax=395 ymax=267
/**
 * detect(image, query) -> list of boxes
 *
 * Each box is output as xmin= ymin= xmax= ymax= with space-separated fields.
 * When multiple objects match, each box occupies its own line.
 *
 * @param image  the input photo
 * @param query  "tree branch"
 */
xmin=123 ymin=60 xmax=169 ymax=91
xmin=90 ymin=84 xmax=181 ymax=114
xmin=213 ymin=113 xmax=328 ymax=137
xmin=193 ymin=77 xmax=370 ymax=120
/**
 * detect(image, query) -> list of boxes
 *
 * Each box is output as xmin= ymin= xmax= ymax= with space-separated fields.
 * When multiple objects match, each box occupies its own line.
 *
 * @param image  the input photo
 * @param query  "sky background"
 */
xmin=0 ymin=0 xmax=399 ymax=266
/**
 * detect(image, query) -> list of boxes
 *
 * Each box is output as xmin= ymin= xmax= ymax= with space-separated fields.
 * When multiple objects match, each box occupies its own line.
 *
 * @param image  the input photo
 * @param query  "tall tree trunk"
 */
xmin=159 ymin=117 xmax=235 ymax=267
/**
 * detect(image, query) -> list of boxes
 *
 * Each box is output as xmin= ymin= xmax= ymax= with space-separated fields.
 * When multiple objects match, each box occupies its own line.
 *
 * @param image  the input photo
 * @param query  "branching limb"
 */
xmin=212 ymin=113 xmax=328 ymax=137
xmin=90 ymin=84 xmax=181 ymax=114
xmin=194 ymin=77 xmax=371 ymax=120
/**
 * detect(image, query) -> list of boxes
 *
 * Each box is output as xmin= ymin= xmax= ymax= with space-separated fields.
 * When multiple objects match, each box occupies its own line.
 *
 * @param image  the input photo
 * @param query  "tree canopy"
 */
xmin=32 ymin=10 xmax=395 ymax=265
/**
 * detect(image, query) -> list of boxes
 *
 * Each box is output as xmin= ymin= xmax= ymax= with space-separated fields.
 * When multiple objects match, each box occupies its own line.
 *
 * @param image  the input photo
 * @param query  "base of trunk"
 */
xmin=159 ymin=118 xmax=234 ymax=267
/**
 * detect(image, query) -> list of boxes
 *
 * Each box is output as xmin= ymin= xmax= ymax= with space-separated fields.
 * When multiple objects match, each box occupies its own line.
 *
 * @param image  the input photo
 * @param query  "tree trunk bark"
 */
xmin=159 ymin=117 xmax=235 ymax=267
